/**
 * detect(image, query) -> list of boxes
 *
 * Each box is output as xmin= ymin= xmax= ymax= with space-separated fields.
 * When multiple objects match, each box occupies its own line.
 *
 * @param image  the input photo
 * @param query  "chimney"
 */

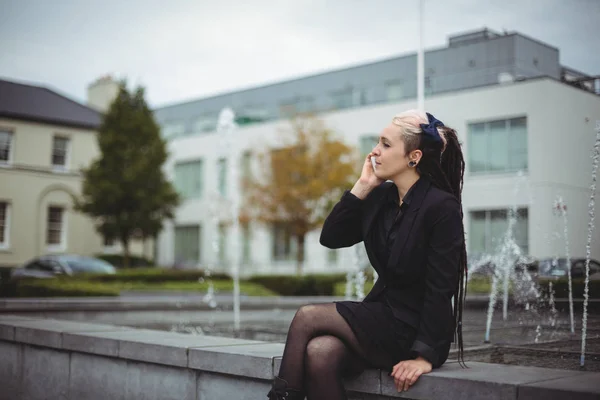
xmin=87 ymin=75 xmax=119 ymax=113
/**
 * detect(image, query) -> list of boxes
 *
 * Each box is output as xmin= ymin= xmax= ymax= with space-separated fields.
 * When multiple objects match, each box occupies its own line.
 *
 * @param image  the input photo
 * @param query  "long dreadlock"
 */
xmin=416 ymin=126 xmax=468 ymax=368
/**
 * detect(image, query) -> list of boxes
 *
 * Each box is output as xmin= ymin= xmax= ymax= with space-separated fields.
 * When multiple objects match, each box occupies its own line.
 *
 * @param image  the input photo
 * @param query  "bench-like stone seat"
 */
xmin=0 ymin=315 xmax=598 ymax=400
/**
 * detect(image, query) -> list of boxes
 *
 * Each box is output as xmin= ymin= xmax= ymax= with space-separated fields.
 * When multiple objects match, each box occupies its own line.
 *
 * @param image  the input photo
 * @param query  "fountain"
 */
xmin=553 ymin=196 xmax=575 ymax=334
xmin=581 ymin=121 xmax=600 ymax=367
xmin=345 ymin=245 xmax=367 ymax=300
xmin=216 ymin=107 xmax=241 ymax=332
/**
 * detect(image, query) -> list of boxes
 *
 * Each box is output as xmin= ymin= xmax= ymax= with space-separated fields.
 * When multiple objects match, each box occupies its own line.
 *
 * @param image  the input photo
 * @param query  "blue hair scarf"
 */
xmin=419 ymin=112 xmax=445 ymax=150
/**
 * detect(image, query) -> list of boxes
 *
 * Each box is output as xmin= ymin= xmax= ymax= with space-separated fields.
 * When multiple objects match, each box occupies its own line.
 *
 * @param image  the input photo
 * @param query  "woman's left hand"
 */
xmin=390 ymin=356 xmax=432 ymax=392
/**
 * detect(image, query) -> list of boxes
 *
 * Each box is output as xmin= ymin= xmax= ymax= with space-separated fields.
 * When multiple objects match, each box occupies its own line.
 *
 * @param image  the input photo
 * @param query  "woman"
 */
xmin=267 ymin=110 xmax=468 ymax=400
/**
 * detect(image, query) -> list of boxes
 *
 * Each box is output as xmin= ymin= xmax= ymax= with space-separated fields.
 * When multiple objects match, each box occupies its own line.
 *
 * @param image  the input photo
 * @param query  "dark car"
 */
xmin=468 ymin=253 xmax=536 ymax=277
xmin=535 ymin=258 xmax=600 ymax=280
xmin=10 ymin=254 xmax=116 ymax=280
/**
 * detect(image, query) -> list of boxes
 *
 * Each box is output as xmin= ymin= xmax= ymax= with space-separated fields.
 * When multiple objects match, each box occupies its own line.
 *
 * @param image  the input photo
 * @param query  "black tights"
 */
xmin=277 ymin=303 xmax=393 ymax=400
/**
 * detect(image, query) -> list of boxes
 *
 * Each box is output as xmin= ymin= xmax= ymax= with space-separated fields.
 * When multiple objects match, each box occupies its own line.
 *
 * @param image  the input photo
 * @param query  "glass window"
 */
xmin=272 ymin=222 xmax=296 ymax=261
xmin=174 ymin=160 xmax=203 ymax=199
xmin=0 ymin=130 xmax=12 ymax=163
xmin=359 ymin=135 xmax=379 ymax=159
xmin=386 ymin=81 xmax=404 ymax=102
xmin=218 ymin=223 xmax=228 ymax=264
xmin=162 ymin=122 xmax=185 ymax=139
xmin=468 ymin=117 xmax=528 ymax=174
xmin=241 ymin=222 xmax=251 ymax=264
xmin=104 ymin=236 xmax=115 ymax=246
xmin=52 ymin=136 xmax=69 ymax=167
xmin=0 ymin=202 xmax=8 ymax=247
xmin=468 ymin=210 xmax=487 ymax=254
xmin=469 ymin=208 xmax=528 ymax=255
xmin=241 ymin=151 xmax=252 ymax=180
xmin=280 ymin=96 xmax=314 ymax=114
xmin=193 ymin=115 xmax=217 ymax=133
xmin=488 ymin=121 xmax=509 ymax=172
xmin=217 ymin=158 xmax=227 ymax=197
xmin=330 ymin=89 xmax=354 ymax=110
xmin=468 ymin=123 xmax=487 ymax=174
xmin=509 ymin=117 xmax=528 ymax=171
xmin=174 ymin=225 xmax=201 ymax=264
xmin=327 ymin=249 xmax=338 ymax=264
xmin=47 ymin=206 xmax=64 ymax=246
xmin=236 ymin=106 xmax=270 ymax=125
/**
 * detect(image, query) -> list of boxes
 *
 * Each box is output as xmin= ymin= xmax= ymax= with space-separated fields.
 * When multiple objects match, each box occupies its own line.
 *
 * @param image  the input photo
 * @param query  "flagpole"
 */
xmin=417 ymin=0 xmax=425 ymax=111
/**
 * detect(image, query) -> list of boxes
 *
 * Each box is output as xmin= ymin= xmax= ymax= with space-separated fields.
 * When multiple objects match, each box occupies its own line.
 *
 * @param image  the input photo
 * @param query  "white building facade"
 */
xmin=153 ymin=29 xmax=600 ymax=276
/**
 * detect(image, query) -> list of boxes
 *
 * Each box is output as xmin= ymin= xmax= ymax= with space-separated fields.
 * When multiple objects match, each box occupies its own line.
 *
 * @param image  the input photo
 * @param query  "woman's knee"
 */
xmin=291 ymin=304 xmax=323 ymax=329
xmin=305 ymin=336 xmax=347 ymax=371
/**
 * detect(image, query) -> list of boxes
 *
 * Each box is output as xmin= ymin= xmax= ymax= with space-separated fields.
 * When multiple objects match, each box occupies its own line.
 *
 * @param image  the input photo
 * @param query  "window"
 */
xmin=386 ymin=81 xmax=404 ymax=102
xmin=359 ymin=135 xmax=379 ymax=158
xmin=174 ymin=225 xmax=201 ymax=264
xmin=272 ymin=222 xmax=297 ymax=261
xmin=469 ymin=208 xmax=528 ymax=255
xmin=217 ymin=158 xmax=227 ymax=197
xmin=162 ymin=122 xmax=185 ymax=139
xmin=218 ymin=223 xmax=228 ymax=264
xmin=330 ymin=89 xmax=354 ymax=110
xmin=193 ymin=115 xmax=217 ymax=133
xmin=327 ymin=249 xmax=338 ymax=264
xmin=0 ymin=202 xmax=9 ymax=248
xmin=46 ymin=206 xmax=65 ymax=249
xmin=0 ymin=130 xmax=13 ymax=164
xmin=241 ymin=222 xmax=251 ymax=264
xmin=52 ymin=136 xmax=69 ymax=169
xmin=468 ymin=117 xmax=528 ymax=174
xmin=352 ymin=89 xmax=367 ymax=106
xmin=241 ymin=151 xmax=252 ymax=180
xmin=174 ymin=160 xmax=203 ymax=199
xmin=280 ymin=96 xmax=314 ymax=115
xmin=236 ymin=106 xmax=270 ymax=125
xmin=104 ymin=236 xmax=115 ymax=246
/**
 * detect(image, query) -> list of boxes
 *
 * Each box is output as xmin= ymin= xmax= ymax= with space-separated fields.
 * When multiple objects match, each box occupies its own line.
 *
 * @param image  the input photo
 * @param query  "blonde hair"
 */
xmin=391 ymin=109 xmax=447 ymax=153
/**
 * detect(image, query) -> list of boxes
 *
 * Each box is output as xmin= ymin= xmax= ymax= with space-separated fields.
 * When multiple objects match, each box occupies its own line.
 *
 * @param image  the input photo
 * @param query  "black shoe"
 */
xmin=266 ymin=376 xmax=304 ymax=400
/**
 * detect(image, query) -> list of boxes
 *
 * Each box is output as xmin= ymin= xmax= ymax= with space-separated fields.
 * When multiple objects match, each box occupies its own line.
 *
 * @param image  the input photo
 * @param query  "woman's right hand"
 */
xmin=351 ymin=153 xmax=384 ymax=199
xmin=358 ymin=152 xmax=384 ymax=188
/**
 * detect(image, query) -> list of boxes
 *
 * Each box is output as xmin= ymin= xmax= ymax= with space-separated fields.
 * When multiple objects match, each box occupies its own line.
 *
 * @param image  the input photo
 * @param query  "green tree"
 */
xmin=75 ymin=82 xmax=179 ymax=268
xmin=241 ymin=114 xmax=358 ymax=275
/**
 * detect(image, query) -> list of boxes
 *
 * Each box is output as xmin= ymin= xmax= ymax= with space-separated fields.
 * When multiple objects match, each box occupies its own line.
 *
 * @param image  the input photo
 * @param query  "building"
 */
xmin=0 ymin=78 xmax=151 ymax=268
xmin=152 ymin=28 xmax=600 ymax=275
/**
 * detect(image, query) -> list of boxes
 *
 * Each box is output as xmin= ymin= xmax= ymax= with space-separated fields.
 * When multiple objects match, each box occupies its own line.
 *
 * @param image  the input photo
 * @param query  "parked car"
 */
xmin=535 ymin=258 xmax=600 ymax=280
xmin=10 ymin=254 xmax=116 ymax=280
xmin=467 ymin=253 xmax=536 ymax=277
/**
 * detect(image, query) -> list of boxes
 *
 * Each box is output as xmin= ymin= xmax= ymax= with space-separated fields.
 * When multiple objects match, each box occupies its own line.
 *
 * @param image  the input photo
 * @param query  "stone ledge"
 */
xmin=1 ymin=316 xmax=599 ymax=400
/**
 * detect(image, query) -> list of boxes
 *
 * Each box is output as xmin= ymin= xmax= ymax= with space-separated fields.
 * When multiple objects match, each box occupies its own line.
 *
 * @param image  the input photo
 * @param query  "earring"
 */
xmin=408 ymin=161 xmax=417 ymax=167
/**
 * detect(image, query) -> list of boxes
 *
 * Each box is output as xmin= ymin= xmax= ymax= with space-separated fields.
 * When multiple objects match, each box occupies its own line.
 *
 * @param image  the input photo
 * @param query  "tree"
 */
xmin=241 ymin=114 xmax=358 ymax=275
xmin=74 ymin=82 xmax=180 ymax=268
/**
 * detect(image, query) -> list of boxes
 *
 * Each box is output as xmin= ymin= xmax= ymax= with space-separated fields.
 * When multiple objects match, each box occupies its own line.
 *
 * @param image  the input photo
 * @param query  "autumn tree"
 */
xmin=241 ymin=115 xmax=358 ymax=275
xmin=75 ymin=81 xmax=179 ymax=268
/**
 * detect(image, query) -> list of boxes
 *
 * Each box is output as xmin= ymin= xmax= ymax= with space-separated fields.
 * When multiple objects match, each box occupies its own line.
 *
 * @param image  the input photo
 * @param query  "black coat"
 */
xmin=319 ymin=178 xmax=464 ymax=368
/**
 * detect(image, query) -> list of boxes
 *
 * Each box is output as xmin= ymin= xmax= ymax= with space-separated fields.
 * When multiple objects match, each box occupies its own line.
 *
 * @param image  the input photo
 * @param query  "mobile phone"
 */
xmin=370 ymin=156 xmax=377 ymax=172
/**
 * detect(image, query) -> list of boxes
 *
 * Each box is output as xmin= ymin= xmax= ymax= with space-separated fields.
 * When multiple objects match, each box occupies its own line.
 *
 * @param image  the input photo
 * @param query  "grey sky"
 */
xmin=1 ymin=0 xmax=598 ymax=108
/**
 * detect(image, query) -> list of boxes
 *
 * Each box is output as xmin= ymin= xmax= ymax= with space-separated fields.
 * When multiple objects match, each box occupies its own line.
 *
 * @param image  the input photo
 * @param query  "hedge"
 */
xmin=538 ymin=278 xmax=600 ymax=299
xmin=247 ymin=274 xmax=348 ymax=296
xmin=94 ymin=254 xmax=155 ymax=269
xmin=0 ymin=279 xmax=119 ymax=298
xmin=83 ymin=268 xmax=231 ymax=283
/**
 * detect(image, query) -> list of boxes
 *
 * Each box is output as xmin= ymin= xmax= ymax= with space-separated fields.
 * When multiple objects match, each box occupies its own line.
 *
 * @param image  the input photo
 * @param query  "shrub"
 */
xmin=83 ymin=268 xmax=231 ymax=283
xmin=3 ymin=279 xmax=119 ymax=297
xmin=247 ymin=274 xmax=347 ymax=296
xmin=94 ymin=254 xmax=155 ymax=268
xmin=539 ymin=278 xmax=600 ymax=299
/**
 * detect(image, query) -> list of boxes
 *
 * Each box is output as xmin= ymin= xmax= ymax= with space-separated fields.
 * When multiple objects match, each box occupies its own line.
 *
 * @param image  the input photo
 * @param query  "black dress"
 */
xmin=335 ymin=182 xmax=419 ymax=371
